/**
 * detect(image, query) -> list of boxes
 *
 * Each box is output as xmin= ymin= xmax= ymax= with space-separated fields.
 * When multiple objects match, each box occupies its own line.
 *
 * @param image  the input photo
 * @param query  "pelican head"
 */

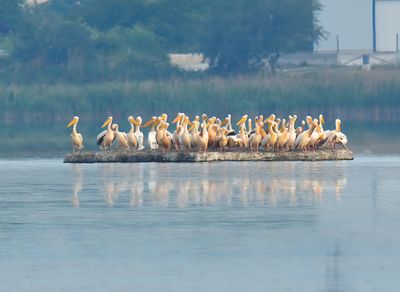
xmin=184 ymin=115 xmax=190 ymax=125
xmin=194 ymin=115 xmax=200 ymax=122
xmin=112 ymin=123 xmax=119 ymax=131
xmin=101 ymin=116 xmax=113 ymax=128
xmin=143 ymin=116 xmax=157 ymax=128
xmin=128 ymin=116 xmax=136 ymax=125
xmin=67 ymin=116 xmax=79 ymax=127
xmin=206 ymin=116 xmax=216 ymax=127
xmin=202 ymin=114 xmax=208 ymax=121
xmin=136 ymin=116 xmax=142 ymax=126
xmin=172 ymin=113 xmax=183 ymax=124
xmin=236 ymin=114 xmax=248 ymax=126
xmin=160 ymin=113 xmax=168 ymax=122
xmin=306 ymin=116 xmax=313 ymax=125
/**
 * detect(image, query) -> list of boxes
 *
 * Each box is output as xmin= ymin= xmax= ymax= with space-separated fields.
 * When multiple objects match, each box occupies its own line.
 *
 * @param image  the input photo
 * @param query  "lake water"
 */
xmin=1 ymin=157 xmax=400 ymax=291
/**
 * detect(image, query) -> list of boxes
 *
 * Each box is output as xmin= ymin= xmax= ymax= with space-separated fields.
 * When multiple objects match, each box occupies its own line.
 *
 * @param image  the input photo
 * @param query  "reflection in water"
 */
xmin=70 ymin=162 xmax=348 ymax=208
xmin=71 ymin=164 xmax=82 ymax=208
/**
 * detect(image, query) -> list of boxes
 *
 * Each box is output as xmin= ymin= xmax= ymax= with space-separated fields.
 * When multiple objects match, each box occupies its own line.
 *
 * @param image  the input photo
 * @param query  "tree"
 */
xmin=0 ymin=0 xmax=23 ymax=34
xmin=198 ymin=0 xmax=324 ymax=74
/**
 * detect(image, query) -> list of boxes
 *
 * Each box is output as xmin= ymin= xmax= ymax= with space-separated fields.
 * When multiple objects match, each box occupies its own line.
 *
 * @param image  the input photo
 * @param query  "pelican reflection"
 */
xmin=71 ymin=164 xmax=82 ymax=208
xmin=69 ymin=162 xmax=348 ymax=208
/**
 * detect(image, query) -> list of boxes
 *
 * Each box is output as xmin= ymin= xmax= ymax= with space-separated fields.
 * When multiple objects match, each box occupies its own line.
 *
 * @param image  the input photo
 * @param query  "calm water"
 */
xmin=1 ymin=157 xmax=400 ymax=291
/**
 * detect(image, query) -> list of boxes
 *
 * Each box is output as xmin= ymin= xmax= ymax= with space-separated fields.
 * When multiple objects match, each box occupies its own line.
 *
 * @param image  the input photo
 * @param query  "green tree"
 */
xmin=0 ymin=0 xmax=22 ymax=34
xmin=199 ymin=0 xmax=324 ymax=73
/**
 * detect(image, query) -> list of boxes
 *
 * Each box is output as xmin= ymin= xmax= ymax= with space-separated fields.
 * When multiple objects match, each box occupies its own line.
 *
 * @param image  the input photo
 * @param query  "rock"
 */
xmin=64 ymin=149 xmax=354 ymax=163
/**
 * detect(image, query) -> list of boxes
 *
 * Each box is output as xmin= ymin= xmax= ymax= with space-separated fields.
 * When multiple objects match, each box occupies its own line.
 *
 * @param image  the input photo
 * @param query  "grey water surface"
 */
xmin=1 ymin=157 xmax=399 ymax=291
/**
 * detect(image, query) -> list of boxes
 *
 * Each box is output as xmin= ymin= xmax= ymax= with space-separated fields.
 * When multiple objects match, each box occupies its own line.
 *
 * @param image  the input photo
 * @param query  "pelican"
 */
xmin=318 ymin=114 xmax=325 ymax=132
xmin=134 ymin=116 xmax=144 ymax=150
xmin=197 ymin=114 xmax=209 ymax=152
xmin=218 ymin=128 xmax=229 ymax=150
xmin=276 ymin=118 xmax=289 ymax=151
xmin=172 ymin=113 xmax=184 ymax=151
xmin=294 ymin=116 xmax=312 ymax=148
xmin=247 ymin=118 xmax=253 ymax=136
xmin=257 ymin=115 xmax=268 ymax=141
xmin=249 ymin=116 xmax=262 ymax=151
xmin=207 ymin=117 xmax=218 ymax=148
xmin=113 ymin=123 xmax=129 ymax=149
xmin=160 ymin=123 xmax=172 ymax=153
xmin=127 ymin=116 xmax=138 ymax=149
xmin=180 ymin=115 xmax=191 ymax=152
xmin=225 ymin=114 xmax=234 ymax=132
xmin=262 ymin=120 xmax=278 ymax=151
xmin=97 ymin=116 xmax=115 ymax=150
xmin=296 ymin=119 xmax=318 ymax=152
xmin=189 ymin=116 xmax=200 ymax=149
xmin=67 ymin=116 xmax=84 ymax=153
xmin=143 ymin=116 xmax=159 ymax=149
xmin=309 ymin=117 xmax=326 ymax=150
xmin=286 ymin=115 xmax=297 ymax=150
xmin=236 ymin=114 xmax=248 ymax=149
xmin=322 ymin=119 xmax=349 ymax=150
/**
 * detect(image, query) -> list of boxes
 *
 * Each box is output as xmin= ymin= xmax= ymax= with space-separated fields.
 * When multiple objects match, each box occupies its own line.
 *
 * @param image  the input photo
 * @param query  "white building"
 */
xmin=374 ymin=0 xmax=400 ymax=52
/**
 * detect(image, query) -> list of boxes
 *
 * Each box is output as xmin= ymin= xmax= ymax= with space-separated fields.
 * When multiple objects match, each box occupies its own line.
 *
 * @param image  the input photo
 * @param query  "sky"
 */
xmin=318 ymin=0 xmax=372 ymax=51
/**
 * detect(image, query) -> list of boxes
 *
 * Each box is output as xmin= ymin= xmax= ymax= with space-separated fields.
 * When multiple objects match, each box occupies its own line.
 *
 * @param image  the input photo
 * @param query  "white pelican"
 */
xmin=296 ymin=119 xmax=317 ymax=152
xmin=286 ymin=115 xmax=297 ymax=150
xmin=218 ymin=128 xmax=229 ymax=150
xmin=236 ymin=114 xmax=248 ymax=149
xmin=127 ymin=116 xmax=138 ymax=149
xmin=247 ymin=118 xmax=253 ymax=136
xmin=262 ymin=120 xmax=278 ymax=151
xmin=226 ymin=114 xmax=233 ymax=132
xmin=294 ymin=116 xmax=312 ymax=148
xmin=322 ymin=119 xmax=349 ymax=150
xmin=207 ymin=116 xmax=218 ymax=148
xmin=97 ymin=116 xmax=115 ymax=150
xmin=160 ymin=123 xmax=172 ymax=153
xmin=180 ymin=115 xmax=191 ymax=152
xmin=113 ymin=123 xmax=129 ymax=149
xmin=276 ymin=118 xmax=289 ymax=151
xmin=143 ymin=116 xmax=159 ymax=149
xmin=134 ymin=116 xmax=144 ymax=150
xmin=172 ymin=113 xmax=184 ymax=151
xmin=249 ymin=116 xmax=262 ymax=151
xmin=67 ymin=116 xmax=84 ymax=153
xmin=309 ymin=118 xmax=326 ymax=150
xmin=319 ymin=114 xmax=325 ymax=132
xmin=257 ymin=115 xmax=268 ymax=145
xmin=197 ymin=114 xmax=209 ymax=152
xmin=189 ymin=116 xmax=200 ymax=149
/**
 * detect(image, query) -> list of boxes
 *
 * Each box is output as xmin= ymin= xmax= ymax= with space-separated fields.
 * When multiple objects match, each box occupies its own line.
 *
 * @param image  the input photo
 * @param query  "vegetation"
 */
xmin=0 ymin=0 xmax=323 ymax=82
xmin=1 ymin=68 xmax=400 ymax=123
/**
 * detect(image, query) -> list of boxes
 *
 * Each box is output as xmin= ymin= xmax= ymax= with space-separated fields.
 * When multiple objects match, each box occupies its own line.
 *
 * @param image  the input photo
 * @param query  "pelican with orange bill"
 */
xmin=67 ymin=116 xmax=84 ymax=153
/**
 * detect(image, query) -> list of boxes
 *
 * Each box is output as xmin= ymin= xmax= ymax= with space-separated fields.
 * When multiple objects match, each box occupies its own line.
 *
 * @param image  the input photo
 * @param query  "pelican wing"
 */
xmin=78 ymin=133 xmax=84 ymax=148
xmin=226 ymin=130 xmax=236 ymax=136
xmin=96 ymin=130 xmax=107 ymax=145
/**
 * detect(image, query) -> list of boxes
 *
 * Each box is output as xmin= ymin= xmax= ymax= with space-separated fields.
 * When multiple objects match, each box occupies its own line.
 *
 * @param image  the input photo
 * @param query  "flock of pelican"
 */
xmin=67 ymin=113 xmax=348 ymax=153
